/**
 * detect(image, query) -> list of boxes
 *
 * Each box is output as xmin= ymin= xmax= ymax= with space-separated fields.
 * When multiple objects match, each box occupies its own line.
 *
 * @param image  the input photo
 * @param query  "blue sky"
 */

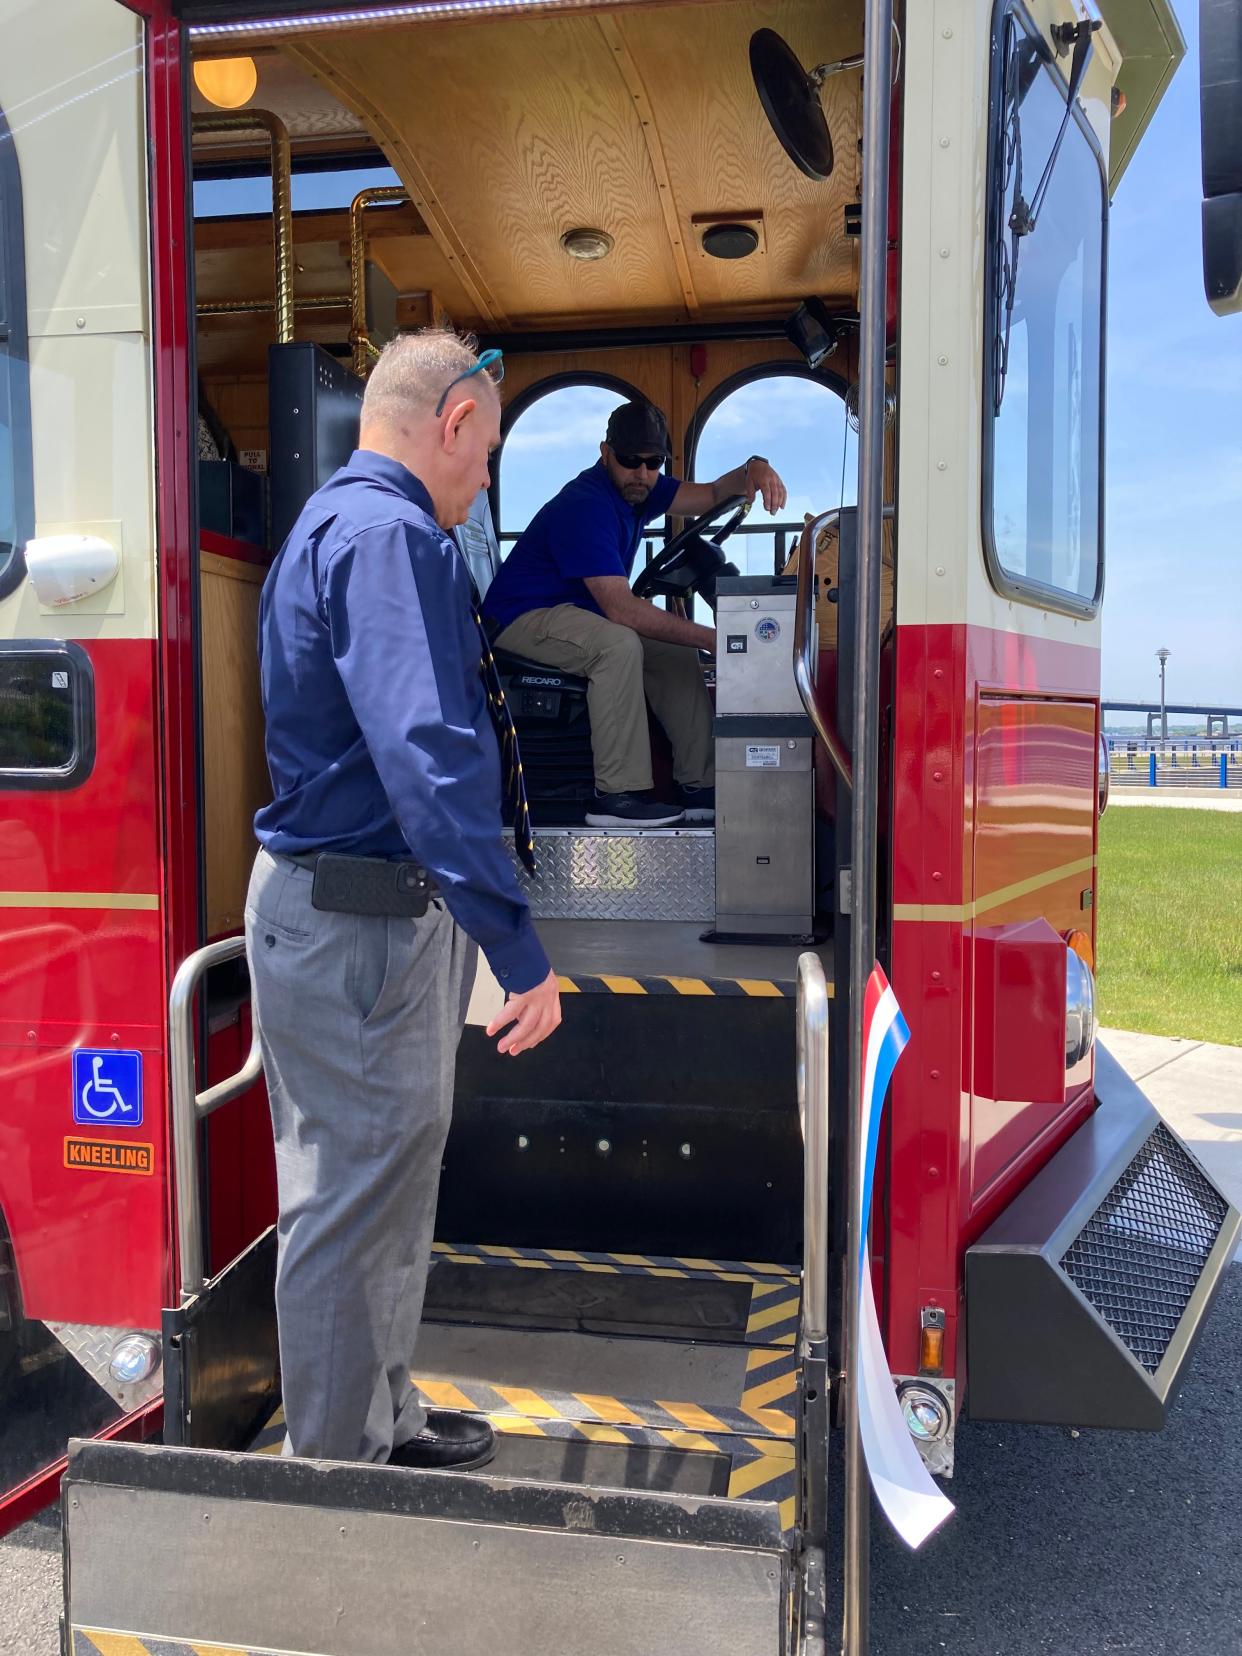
xmin=1103 ymin=2 xmax=1240 ymax=709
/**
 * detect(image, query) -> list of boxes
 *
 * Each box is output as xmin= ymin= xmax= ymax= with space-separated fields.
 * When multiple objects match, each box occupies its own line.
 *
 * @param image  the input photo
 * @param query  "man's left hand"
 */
xmin=745 ymin=461 xmax=788 ymax=515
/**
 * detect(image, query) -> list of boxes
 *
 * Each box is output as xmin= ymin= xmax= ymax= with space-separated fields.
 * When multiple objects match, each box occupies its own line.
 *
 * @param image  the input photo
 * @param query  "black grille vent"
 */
xmin=1061 ymin=1125 xmax=1228 ymax=1373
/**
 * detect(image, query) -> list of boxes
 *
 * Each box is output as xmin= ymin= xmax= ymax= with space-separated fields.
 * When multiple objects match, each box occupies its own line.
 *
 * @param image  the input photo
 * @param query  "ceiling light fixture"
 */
xmin=192 ymin=55 xmax=259 ymax=108
xmin=560 ymin=227 xmax=614 ymax=261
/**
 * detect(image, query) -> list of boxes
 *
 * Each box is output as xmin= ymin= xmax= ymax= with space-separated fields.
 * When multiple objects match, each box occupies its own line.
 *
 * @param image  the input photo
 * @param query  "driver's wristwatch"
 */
xmin=743 ymin=455 xmax=768 ymax=484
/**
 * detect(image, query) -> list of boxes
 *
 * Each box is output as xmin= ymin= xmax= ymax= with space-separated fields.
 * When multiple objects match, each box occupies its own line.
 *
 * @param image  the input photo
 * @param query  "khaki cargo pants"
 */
xmin=495 ymin=604 xmax=714 ymax=796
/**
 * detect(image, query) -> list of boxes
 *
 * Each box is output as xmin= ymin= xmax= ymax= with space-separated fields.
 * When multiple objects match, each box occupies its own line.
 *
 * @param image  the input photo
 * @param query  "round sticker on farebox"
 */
xmin=754 ymin=616 xmax=781 ymax=643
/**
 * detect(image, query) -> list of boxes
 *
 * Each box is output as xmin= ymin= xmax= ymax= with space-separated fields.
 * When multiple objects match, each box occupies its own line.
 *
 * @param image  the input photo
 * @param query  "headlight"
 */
xmin=109 ymin=1333 xmax=161 ymax=1385
xmin=898 ymin=1382 xmax=952 ymax=1443
xmin=1065 ymin=943 xmax=1096 ymax=1068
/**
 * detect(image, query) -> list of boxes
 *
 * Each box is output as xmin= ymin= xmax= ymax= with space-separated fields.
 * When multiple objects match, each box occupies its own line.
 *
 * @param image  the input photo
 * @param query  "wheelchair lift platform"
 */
xmin=536 ymin=917 xmax=830 ymax=998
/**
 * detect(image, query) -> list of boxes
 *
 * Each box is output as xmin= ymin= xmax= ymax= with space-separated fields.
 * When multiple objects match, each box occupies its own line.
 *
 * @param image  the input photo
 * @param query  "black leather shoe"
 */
xmin=388 ymin=1410 xmax=496 ymax=1471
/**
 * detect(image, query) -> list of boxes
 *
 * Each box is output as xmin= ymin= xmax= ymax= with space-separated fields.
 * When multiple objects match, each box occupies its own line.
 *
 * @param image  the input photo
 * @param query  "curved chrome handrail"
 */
xmin=797 ymin=951 xmax=832 ymax=1346
xmin=169 ymin=937 xmax=264 ymax=1301
xmin=792 ymin=509 xmax=854 ymax=790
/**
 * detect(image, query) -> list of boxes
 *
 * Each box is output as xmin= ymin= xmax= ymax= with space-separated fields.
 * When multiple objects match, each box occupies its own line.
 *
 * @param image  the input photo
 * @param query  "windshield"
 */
xmin=985 ymin=8 xmax=1106 ymax=611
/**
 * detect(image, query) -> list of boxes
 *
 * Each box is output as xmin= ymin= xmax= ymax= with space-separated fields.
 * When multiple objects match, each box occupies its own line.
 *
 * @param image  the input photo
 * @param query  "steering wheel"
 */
xmin=632 ymin=494 xmax=752 ymax=611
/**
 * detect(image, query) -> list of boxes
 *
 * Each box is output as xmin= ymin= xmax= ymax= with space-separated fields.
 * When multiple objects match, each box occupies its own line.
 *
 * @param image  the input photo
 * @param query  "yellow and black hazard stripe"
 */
xmin=74 ymin=1636 xmax=278 ymax=1655
xmin=556 ymin=971 xmax=810 ymax=998
xmin=253 ymin=1343 xmax=798 ymax=1451
xmin=250 ymin=1402 xmax=799 ymax=1537
xmin=431 ymin=1242 xmax=801 ymax=1348
xmin=431 ymin=1240 xmax=797 ymax=1284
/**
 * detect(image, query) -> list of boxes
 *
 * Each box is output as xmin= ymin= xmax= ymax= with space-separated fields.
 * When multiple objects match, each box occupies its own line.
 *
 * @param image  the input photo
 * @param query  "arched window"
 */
xmin=497 ymin=376 xmax=668 ymax=570
xmin=687 ymin=369 xmax=853 ymax=599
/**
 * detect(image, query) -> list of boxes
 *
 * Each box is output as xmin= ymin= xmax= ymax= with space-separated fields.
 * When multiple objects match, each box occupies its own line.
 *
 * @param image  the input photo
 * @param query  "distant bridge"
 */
xmin=1102 ymin=701 xmax=1242 ymax=738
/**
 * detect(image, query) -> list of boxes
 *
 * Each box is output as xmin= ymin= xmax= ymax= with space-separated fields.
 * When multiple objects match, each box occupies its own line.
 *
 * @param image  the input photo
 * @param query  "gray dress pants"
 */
xmin=244 ymin=848 xmax=477 ymax=1462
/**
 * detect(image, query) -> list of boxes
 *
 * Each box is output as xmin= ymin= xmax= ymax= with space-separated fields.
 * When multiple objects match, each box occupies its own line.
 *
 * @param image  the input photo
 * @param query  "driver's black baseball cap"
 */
xmin=605 ymin=401 xmax=670 ymax=459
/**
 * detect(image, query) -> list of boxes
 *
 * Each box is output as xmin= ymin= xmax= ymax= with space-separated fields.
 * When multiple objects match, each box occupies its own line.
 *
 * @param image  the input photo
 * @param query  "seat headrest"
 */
xmin=452 ymin=490 xmax=502 ymax=599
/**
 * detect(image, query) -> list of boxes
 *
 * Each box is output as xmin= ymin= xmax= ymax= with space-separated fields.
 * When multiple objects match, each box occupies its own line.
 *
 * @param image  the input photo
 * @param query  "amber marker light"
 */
xmin=1066 ymin=928 xmax=1095 ymax=972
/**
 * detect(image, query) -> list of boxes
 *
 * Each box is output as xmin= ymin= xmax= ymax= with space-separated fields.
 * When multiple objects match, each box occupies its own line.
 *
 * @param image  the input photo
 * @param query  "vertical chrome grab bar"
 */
xmin=797 ymin=951 xmax=831 ymax=1344
xmin=169 ymin=937 xmax=264 ymax=1301
xmin=792 ymin=510 xmax=854 ymax=791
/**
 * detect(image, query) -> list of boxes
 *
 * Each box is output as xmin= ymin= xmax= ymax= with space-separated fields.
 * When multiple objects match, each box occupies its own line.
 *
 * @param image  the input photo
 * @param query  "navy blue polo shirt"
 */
xmin=254 ymin=449 xmax=550 ymax=994
xmin=482 ymin=460 xmax=680 ymax=633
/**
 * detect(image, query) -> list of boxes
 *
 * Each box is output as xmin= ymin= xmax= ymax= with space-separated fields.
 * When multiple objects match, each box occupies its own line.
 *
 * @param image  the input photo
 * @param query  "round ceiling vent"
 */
xmin=560 ymin=228 xmax=615 ymax=261
xmin=701 ymin=222 xmax=761 ymax=260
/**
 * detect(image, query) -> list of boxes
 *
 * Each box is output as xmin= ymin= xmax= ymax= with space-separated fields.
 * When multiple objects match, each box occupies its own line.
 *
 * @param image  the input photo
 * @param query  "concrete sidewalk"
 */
xmin=1108 ymin=790 xmax=1242 ymax=810
xmin=1100 ymin=1026 xmax=1242 ymax=1227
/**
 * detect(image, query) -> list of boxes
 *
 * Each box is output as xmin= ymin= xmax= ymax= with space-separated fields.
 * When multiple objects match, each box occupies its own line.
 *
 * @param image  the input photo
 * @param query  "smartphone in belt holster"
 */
xmin=310 ymin=854 xmax=434 ymax=918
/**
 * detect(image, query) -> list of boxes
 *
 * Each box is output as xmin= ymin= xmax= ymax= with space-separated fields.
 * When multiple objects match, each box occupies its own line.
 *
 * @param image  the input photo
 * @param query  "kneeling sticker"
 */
xmin=64 ymin=1137 xmax=154 ymax=1176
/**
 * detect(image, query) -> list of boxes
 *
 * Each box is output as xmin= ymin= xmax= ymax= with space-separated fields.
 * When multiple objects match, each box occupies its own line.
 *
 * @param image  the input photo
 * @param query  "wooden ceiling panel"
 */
xmin=620 ymin=0 xmax=861 ymax=310
xmin=290 ymin=16 xmax=688 ymax=328
xmin=192 ymin=0 xmax=866 ymax=339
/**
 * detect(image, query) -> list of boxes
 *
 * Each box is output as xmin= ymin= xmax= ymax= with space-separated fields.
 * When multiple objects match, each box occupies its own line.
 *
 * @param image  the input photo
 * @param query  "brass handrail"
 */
xmin=193 ymin=110 xmax=295 ymax=344
xmin=350 ymin=185 xmax=410 ymax=375
xmin=196 ymin=294 xmax=350 ymax=318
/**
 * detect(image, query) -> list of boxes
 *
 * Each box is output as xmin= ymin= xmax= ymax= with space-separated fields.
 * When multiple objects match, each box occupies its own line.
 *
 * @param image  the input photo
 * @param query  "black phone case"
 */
xmin=310 ymin=854 xmax=431 ymax=918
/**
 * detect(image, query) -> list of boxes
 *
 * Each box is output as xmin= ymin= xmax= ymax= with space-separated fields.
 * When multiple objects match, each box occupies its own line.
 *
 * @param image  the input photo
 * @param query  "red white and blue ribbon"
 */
xmin=856 ymin=964 xmax=955 ymax=1547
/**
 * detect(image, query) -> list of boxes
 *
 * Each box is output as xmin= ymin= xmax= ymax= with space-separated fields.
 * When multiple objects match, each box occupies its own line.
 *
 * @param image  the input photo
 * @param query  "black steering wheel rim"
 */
xmin=646 ymin=493 xmax=751 ymax=578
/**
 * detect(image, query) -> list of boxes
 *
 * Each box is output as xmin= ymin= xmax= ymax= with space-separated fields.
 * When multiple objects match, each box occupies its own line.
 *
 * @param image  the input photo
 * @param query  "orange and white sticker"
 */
xmin=64 ymin=1136 xmax=153 ymax=1176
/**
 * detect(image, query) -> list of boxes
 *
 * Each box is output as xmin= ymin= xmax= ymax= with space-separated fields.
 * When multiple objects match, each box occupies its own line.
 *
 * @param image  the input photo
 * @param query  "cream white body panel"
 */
xmin=897 ymin=0 xmax=1117 ymax=657
xmin=0 ymin=1 xmax=156 ymax=643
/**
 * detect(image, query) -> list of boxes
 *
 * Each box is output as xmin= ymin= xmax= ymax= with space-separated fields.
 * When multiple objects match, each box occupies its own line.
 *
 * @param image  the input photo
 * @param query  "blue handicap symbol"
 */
xmin=72 ymin=1049 xmax=143 ymax=1127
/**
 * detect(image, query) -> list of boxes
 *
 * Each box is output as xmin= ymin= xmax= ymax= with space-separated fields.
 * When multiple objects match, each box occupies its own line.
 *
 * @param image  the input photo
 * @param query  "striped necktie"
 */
xmin=471 ymin=603 xmax=537 ymax=876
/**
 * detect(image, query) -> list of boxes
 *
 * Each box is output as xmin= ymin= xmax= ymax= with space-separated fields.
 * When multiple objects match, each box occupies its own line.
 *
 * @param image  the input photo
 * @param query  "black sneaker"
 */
xmin=678 ymin=785 xmax=716 ymax=823
xmin=585 ymin=791 xmax=687 ymax=828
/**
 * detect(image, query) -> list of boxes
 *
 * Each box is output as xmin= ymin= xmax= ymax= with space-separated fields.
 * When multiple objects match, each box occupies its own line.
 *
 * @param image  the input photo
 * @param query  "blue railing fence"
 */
xmin=1106 ymin=737 xmax=1242 ymax=789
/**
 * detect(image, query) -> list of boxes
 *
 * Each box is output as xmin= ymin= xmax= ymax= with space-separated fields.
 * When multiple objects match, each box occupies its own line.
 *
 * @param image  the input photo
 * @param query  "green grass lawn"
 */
xmin=1097 ymin=807 xmax=1242 ymax=1046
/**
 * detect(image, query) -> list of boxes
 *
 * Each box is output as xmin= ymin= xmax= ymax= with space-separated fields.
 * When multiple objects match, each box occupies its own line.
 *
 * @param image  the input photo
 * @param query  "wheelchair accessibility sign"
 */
xmin=72 ymin=1049 xmax=143 ymax=1127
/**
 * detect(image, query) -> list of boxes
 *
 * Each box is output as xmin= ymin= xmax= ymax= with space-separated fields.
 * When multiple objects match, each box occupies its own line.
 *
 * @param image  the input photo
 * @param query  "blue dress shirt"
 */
xmin=254 ymin=449 xmax=550 ymax=994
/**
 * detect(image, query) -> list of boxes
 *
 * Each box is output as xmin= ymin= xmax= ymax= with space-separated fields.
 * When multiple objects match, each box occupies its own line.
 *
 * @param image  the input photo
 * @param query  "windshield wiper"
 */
xmin=1010 ymin=19 xmax=1101 ymax=238
xmin=993 ymin=18 xmax=1098 ymax=413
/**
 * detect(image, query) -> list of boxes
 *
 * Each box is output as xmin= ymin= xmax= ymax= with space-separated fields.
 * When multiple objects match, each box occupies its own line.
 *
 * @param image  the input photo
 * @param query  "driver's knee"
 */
xmin=588 ymin=618 xmax=644 ymax=679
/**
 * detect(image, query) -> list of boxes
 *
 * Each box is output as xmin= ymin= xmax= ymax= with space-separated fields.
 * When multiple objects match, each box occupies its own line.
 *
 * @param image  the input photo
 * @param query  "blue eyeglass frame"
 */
xmin=434 ymin=348 xmax=505 ymax=417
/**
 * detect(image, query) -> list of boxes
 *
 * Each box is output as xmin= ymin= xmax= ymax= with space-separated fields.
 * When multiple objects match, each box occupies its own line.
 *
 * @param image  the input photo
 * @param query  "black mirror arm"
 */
xmin=1010 ymin=20 xmax=1100 ymax=238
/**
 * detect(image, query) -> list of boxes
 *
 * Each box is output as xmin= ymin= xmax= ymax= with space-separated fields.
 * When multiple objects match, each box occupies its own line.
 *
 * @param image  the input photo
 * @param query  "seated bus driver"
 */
xmin=483 ymin=401 xmax=787 ymax=827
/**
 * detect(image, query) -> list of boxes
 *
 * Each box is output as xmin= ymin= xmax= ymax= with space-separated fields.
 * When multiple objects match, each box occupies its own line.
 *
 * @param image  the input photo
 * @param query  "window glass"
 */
xmin=499 ymin=383 xmax=632 ymax=543
xmin=0 ymin=100 xmax=30 ymax=595
xmin=192 ymin=163 xmax=402 ymax=219
xmin=987 ymin=11 xmax=1105 ymax=606
xmin=0 ymin=646 xmax=93 ymax=785
xmin=690 ymin=373 xmax=851 ymax=622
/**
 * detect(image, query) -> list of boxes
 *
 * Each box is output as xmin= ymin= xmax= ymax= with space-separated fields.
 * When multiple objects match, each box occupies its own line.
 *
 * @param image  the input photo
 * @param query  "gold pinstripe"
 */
xmin=893 ymin=853 xmax=1098 ymax=923
xmin=1 ymin=890 xmax=160 ymax=911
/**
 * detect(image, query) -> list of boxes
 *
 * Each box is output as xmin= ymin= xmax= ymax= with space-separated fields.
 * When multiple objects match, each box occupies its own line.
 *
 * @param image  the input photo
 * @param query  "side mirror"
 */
xmin=1201 ymin=0 xmax=1242 ymax=314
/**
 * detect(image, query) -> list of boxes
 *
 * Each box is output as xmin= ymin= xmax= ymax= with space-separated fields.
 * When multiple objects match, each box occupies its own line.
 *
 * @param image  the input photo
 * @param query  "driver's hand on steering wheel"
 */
xmin=745 ymin=461 xmax=788 ymax=516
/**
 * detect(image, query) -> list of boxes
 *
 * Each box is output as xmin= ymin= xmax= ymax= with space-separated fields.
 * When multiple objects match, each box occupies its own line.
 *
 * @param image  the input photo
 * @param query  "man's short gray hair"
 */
xmin=360 ymin=326 xmax=483 ymax=426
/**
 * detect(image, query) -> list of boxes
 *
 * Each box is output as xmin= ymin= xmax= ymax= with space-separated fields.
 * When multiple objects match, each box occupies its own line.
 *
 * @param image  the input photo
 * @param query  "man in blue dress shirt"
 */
xmin=246 ymin=330 xmax=560 ymax=1472
xmin=483 ymin=401 xmax=787 ymax=826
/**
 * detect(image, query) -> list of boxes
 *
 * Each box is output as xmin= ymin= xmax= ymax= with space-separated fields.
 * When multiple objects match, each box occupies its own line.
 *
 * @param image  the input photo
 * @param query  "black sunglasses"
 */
xmin=611 ymin=450 xmax=666 ymax=472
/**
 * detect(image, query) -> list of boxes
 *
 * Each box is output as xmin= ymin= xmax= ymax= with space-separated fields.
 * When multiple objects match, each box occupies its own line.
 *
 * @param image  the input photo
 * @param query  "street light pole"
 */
xmin=1156 ymin=648 xmax=1170 ymax=743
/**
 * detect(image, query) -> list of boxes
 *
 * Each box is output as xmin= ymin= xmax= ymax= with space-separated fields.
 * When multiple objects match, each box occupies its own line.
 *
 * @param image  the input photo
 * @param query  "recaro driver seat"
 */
xmin=452 ymin=491 xmax=595 ymax=817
